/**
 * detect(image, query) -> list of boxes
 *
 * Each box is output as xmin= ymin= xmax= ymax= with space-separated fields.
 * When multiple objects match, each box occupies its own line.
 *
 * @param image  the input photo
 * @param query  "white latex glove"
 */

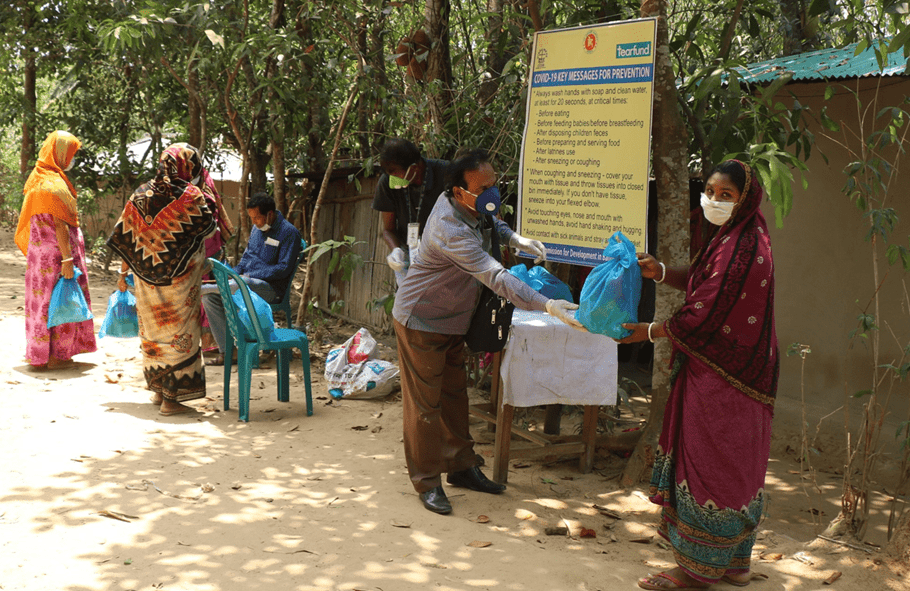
xmin=509 ymin=233 xmax=547 ymax=264
xmin=387 ymin=247 xmax=408 ymax=272
xmin=546 ymin=299 xmax=587 ymax=331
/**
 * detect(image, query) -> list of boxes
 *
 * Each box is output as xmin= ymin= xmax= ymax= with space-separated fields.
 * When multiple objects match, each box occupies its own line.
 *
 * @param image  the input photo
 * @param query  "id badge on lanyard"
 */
xmin=407 ymin=222 xmax=420 ymax=262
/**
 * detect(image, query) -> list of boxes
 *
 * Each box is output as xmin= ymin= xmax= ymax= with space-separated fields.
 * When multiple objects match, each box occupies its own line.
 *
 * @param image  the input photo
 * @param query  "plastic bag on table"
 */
xmin=231 ymin=288 xmax=278 ymax=341
xmin=576 ymin=231 xmax=642 ymax=339
xmin=324 ymin=328 xmax=399 ymax=399
xmin=509 ymin=263 xmax=574 ymax=303
xmin=98 ymin=289 xmax=139 ymax=338
xmin=47 ymin=268 xmax=94 ymax=328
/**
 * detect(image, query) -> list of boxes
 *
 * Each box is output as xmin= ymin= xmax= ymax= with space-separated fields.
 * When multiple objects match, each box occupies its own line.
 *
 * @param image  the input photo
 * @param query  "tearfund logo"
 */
xmin=616 ymin=42 xmax=651 ymax=59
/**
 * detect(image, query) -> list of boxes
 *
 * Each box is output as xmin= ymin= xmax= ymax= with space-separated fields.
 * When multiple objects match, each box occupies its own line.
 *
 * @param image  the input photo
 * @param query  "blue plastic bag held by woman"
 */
xmin=576 ymin=231 xmax=641 ymax=338
xmin=98 ymin=289 xmax=139 ymax=338
xmin=47 ymin=268 xmax=94 ymax=328
xmin=509 ymin=264 xmax=574 ymax=303
xmin=232 ymin=288 xmax=278 ymax=341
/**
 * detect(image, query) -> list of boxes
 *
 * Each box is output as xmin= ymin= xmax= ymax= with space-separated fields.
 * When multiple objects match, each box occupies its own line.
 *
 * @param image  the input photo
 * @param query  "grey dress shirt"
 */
xmin=393 ymin=193 xmax=550 ymax=335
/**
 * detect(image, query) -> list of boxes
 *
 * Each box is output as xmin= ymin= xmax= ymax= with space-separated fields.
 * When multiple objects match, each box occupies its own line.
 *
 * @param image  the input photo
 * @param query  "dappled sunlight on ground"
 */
xmin=0 ymin=227 xmax=906 ymax=590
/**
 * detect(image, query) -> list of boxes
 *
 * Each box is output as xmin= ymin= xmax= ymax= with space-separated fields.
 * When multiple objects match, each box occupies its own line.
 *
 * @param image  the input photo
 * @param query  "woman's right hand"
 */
xmin=636 ymin=253 xmax=662 ymax=281
xmin=61 ymin=260 xmax=74 ymax=280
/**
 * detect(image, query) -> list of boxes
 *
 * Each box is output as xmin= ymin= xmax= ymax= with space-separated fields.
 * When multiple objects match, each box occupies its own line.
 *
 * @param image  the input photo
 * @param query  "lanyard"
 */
xmin=403 ymin=164 xmax=431 ymax=226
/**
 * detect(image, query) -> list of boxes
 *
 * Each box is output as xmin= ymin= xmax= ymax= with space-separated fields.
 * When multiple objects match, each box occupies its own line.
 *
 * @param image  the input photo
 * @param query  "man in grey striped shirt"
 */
xmin=393 ymin=148 xmax=582 ymax=515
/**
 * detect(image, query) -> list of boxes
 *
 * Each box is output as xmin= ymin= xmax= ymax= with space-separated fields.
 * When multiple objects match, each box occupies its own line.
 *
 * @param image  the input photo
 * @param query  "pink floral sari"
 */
xmin=24 ymin=214 xmax=96 ymax=365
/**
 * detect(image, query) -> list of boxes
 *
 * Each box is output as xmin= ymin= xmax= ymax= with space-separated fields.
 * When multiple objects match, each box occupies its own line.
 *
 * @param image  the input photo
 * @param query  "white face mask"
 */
xmin=65 ymin=158 xmax=75 ymax=172
xmin=256 ymin=222 xmax=271 ymax=232
xmin=190 ymin=174 xmax=201 ymax=186
xmin=701 ymin=193 xmax=735 ymax=226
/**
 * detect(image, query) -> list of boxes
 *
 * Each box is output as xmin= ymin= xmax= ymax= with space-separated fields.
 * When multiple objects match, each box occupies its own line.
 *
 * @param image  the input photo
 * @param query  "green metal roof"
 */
xmin=739 ymin=41 xmax=908 ymax=84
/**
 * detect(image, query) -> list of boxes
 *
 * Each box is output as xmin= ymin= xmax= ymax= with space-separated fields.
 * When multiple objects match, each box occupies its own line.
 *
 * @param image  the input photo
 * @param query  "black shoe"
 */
xmin=419 ymin=486 xmax=452 ymax=514
xmin=446 ymin=466 xmax=506 ymax=494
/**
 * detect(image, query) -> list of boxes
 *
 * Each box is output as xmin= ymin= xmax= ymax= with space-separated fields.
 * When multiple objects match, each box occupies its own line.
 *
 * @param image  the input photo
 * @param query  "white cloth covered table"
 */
xmin=500 ymin=309 xmax=617 ymax=407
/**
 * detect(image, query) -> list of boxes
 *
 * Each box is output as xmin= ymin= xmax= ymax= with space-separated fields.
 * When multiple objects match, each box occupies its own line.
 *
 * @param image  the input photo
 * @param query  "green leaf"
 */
xmin=888 ymin=25 xmax=910 ymax=54
xmin=821 ymin=109 xmax=841 ymax=132
xmin=327 ymin=250 xmax=340 ymax=274
xmin=852 ymin=389 xmax=872 ymax=398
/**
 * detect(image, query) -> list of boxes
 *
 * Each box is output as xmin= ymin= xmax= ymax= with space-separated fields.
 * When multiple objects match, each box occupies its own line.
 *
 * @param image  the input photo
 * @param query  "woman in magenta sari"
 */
xmin=16 ymin=131 xmax=97 ymax=370
xmin=621 ymin=160 xmax=778 ymax=590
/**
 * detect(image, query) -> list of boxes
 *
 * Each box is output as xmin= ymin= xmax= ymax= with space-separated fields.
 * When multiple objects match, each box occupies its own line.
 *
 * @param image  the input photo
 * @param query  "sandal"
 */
xmin=638 ymin=572 xmax=710 ymax=590
xmin=158 ymin=401 xmax=196 ymax=416
xmin=721 ymin=572 xmax=768 ymax=587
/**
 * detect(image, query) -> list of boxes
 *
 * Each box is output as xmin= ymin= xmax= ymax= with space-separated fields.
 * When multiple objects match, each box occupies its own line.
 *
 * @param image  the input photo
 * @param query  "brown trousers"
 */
xmin=394 ymin=319 xmax=477 ymax=493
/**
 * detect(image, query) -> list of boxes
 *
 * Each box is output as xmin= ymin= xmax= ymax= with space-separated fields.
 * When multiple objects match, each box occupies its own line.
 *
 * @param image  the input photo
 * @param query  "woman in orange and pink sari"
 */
xmin=16 ymin=131 xmax=97 ymax=370
xmin=107 ymin=144 xmax=216 ymax=416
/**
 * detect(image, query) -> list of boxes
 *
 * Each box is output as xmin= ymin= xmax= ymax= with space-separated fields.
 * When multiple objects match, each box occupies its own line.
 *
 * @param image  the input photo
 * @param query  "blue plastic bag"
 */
xmin=98 ymin=289 xmax=139 ymax=338
xmin=576 ymin=231 xmax=642 ymax=339
xmin=232 ymin=288 xmax=278 ymax=341
xmin=509 ymin=264 xmax=574 ymax=303
xmin=47 ymin=268 xmax=94 ymax=328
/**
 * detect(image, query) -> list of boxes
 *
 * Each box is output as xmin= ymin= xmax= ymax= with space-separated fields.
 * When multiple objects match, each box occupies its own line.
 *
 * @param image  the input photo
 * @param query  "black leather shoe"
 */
xmin=419 ymin=486 xmax=452 ymax=514
xmin=446 ymin=466 xmax=506 ymax=494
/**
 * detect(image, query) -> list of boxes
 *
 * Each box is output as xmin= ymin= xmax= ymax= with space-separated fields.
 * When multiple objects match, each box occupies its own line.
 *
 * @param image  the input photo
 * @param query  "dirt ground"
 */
xmin=0 ymin=225 xmax=907 ymax=591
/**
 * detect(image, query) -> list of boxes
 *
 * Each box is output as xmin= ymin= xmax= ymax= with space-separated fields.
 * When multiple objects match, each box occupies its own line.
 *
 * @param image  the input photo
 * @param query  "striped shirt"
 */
xmin=393 ymin=193 xmax=549 ymax=334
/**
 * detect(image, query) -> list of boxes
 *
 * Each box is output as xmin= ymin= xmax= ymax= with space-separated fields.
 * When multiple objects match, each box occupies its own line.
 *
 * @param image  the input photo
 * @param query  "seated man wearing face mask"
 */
xmin=201 ymin=192 xmax=302 ymax=366
xmin=371 ymin=138 xmax=448 ymax=285
xmin=392 ymin=148 xmax=584 ymax=515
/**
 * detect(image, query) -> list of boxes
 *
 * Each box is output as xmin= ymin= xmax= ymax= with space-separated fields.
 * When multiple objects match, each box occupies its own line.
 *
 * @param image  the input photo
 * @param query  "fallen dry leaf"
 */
xmin=467 ymin=540 xmax=492 ymax=548
xmin=823 ymin=571 xmax=842 ymax=585
xmin=592 ymin=504 xmax=622 ymax=520
xmin=629 ymin=536 xmax=653 ymax=544
xmin=760 ymin=552 xmax=784 ymax=561
xmin=579 ymin=528 xmax=596 ymax=538
xmin=351 ymin=425 xmax=369 ymax=431
xmin=474 ymin=515 xmax=490 ymax=524
xmin=371 ymin=426 xmax=382 ymax=433
xmin=390 ymin=520 xmax=411 ymax=528
xmin=104 ymin=374 xmax=120 ymax=384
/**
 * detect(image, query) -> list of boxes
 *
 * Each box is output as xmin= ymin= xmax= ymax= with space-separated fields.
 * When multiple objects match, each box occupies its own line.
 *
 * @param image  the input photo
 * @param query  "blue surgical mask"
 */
xmin=461 ymin=186 xmax=501 ymax=215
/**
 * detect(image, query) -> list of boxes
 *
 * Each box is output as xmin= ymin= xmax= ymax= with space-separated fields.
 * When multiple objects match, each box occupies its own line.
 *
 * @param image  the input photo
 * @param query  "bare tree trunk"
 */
xmin=20 ymin=8 xmax=37 ymax=181
xmin=161 ymin=57 xmax=208 ymax=155
xmin=268 ymin=0 xmax=287 ymax=213
xmin=621 ymin=0 xmax=690 ymax=487
xmin=297 ymin=80 xmax=360 ymax=323
xmin=476 ymin=0 xmax=520 ymax=106
xmin=424 ymin=0 xmax=454 ymax=134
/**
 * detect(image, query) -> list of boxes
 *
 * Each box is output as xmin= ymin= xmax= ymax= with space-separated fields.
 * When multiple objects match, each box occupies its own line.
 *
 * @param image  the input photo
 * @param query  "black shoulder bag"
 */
xmin=463 ymin=216 xmax=515 ymax=353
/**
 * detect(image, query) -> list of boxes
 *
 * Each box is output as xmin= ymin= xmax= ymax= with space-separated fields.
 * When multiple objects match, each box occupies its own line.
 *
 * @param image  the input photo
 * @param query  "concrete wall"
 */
xmin=763 ymin=76 xmax=909 ymax=442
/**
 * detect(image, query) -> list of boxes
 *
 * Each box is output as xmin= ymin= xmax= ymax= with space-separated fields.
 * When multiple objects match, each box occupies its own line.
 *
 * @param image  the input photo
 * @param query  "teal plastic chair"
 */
xmin=209 ymin=259 xmax=314 ymax=422
xmin=270 ymin=239 xmax=308 ymax=328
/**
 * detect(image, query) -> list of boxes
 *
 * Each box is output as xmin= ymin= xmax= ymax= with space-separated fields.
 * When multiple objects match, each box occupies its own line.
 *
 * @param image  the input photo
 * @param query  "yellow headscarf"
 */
xmin=15 ymin=130 xmax=82 ymax=256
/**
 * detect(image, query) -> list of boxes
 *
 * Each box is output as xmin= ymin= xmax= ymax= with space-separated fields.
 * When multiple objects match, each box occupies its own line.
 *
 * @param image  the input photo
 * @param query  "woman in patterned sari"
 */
xmin=621 ymin=160 xmax=778 ymax=590
xmin=108 ymin=144 xmax=216 ymax=416
xmin=16 ymin=130 xmax=97 ymax=370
